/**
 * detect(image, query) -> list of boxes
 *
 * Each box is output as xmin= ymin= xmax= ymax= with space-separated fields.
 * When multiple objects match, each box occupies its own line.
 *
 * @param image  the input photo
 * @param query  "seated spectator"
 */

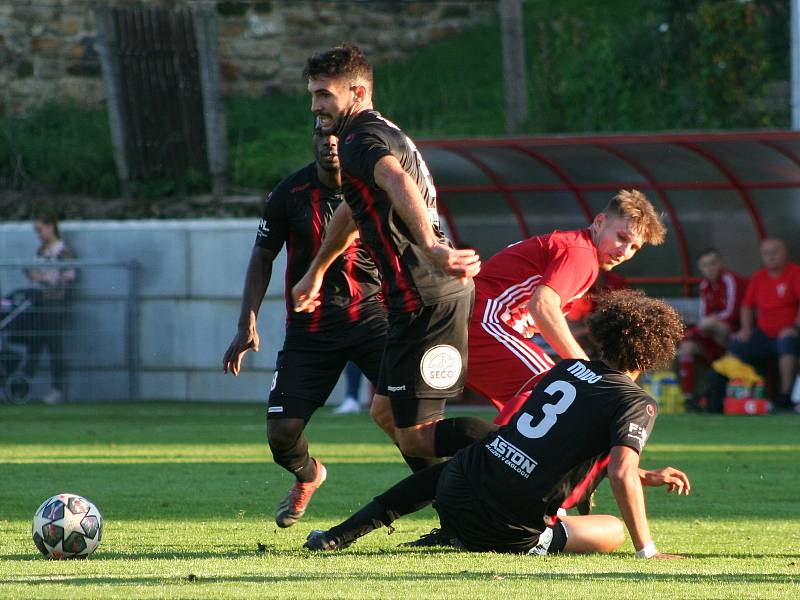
xmin=678 ymin=248 xmax=746 ymax=410
xmin=23 ymin=214 xmax=76 ymax=404
xmin=729 ymin=238 xmax=800 ymax=412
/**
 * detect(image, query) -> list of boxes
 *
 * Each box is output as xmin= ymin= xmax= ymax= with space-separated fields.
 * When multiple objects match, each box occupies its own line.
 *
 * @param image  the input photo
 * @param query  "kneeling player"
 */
xmin=305 ymin=290 xmax=689 ymax=558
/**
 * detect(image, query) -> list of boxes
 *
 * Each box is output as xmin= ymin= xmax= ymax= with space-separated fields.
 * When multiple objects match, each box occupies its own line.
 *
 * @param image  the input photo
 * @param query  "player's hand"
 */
xmin=292 ymin=272 xmax=323 ymax=313
xmin=426 ymin=243 xmax=481 ymax=284
xmin=223 ymin=327 xmax=260 ymax=376
xmin=641 ymin=467 xmax=691 ymax=495
xmin=734 ymin=327 xmax=753 ymax=342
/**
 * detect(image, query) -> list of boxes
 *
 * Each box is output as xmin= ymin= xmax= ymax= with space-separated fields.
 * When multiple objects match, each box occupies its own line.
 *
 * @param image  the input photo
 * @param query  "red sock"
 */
xmin=678 ymin=356 xmax=695 ymax=397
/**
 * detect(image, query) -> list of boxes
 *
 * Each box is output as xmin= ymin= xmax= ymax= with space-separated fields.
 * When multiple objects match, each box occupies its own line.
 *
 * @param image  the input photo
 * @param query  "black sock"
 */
xmin=327 ymin=500 xmax=392 ymax=545
xmin=269 ymin=430 xmax=317 ymax=483
xmin=291 ymin=457 xmax=318 ymax=484
xmin=374 ymin=460 xmax=447 ymax=514
xmin=433 ymin=417 xmax=498 ymax=457
xmin=397 ymin=444 xmax=445 ymax=473
xmin=328 ymin=461 xmax=449 ymax=546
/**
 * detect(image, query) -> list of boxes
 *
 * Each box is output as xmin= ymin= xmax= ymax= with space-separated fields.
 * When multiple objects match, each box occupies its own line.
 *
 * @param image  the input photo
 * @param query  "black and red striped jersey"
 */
xmin=337 ymin=110 xmax=472 ymax=314
xmin=255 ymin=163 xmax=384 ymax=339
xmin=458 ymin=359 xmax=658 ymax=531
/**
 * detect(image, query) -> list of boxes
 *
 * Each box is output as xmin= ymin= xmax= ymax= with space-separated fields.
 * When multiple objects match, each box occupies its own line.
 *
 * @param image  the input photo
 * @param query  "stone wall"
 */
xmin=0 ymin=0 xmax=495 ymax=116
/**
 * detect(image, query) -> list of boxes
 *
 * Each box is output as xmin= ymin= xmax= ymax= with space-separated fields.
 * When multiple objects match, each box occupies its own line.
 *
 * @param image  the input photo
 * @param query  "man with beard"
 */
xmin=293 ymin=44 xmax=492 ymax=461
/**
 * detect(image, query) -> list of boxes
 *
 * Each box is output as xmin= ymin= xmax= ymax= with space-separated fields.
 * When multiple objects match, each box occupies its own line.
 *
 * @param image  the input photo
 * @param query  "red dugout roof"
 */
xmin=418 ymin=131 xmax=800 ymax=296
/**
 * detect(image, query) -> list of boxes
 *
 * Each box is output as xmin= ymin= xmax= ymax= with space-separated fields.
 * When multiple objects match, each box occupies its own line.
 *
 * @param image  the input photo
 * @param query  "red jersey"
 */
xmin=475 ymin=229 xmax=599 ymax=334
xmin=699 ymin=270 xmax=746 ymax=329
xmin=742 ymin=262 xmax=800 ymax=338
xmin=566 ymin=270 xmax=628 ymax=321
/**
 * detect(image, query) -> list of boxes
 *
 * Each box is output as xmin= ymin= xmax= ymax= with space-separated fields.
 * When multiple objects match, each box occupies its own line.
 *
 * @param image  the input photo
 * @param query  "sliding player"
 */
xmin=305 ymin=290 xmax=689 ymax=559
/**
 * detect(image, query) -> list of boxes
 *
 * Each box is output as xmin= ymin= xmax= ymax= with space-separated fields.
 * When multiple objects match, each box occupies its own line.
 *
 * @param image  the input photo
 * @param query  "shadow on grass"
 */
xmin=0 ymin=461 xmax=417 ymax=520
xmin=6 ymin=571 xmax=799 ymax=587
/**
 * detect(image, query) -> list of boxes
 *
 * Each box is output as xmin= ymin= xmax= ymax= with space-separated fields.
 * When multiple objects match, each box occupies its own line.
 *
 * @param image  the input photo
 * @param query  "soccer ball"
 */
xmin=32 ymin=493 xmax=103 ymax=559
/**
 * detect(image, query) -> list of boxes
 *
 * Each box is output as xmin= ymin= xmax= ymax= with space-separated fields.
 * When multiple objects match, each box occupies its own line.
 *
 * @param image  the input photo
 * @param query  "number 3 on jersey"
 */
xmin=516 ymin=380 xmax=577 ymax=439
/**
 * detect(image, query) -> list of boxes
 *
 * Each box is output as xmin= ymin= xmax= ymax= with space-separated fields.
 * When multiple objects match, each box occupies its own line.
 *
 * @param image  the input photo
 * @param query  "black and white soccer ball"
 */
xmin=32 ymin=493 xmax=103 ymax=559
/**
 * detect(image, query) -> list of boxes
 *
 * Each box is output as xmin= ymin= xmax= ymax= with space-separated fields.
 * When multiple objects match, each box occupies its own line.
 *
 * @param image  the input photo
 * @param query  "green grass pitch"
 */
xmin=1 ymin=403 xmax=798 ymax=599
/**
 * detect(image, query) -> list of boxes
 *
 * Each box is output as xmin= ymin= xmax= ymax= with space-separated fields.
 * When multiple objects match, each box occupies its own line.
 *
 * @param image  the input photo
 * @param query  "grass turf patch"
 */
xmin=1 ymin=402 xmax=799 ymax=599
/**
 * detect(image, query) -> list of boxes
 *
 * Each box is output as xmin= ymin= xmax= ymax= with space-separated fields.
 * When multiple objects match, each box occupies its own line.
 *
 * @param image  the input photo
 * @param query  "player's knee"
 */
xmin=395 ymin=427 xmax=434 ymax=458
xmin=606 ymin=518 xmax=625 ymax=552
xmin=267 ymin=419 xmax=304 ymax=451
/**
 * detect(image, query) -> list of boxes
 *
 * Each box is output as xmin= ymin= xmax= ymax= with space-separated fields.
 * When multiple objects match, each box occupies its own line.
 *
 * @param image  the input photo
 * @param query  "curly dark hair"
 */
xmin=303 ymin=43 xmax=373 ymax=88
xmin=587 ymin=289 xmax=684 ymax=373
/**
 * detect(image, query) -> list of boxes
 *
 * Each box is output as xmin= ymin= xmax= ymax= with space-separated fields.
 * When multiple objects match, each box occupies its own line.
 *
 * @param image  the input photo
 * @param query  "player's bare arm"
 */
xmin=223 ymin=246 xmax=276 ymax=376
xmin=608 ymin=445 xmax=682 ymax=559
xmin=528 ymin=285 xmax=590 ymax=360
xmin=292 ymin=202 xmax=359 ymax=313
xmin=373 ymin=154 xmax=480 ymax=282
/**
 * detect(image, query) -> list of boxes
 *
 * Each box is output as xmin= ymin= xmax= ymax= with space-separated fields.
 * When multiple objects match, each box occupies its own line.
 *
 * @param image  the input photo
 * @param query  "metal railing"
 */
xmin=0 ymin=260 xmax=138 ymax=404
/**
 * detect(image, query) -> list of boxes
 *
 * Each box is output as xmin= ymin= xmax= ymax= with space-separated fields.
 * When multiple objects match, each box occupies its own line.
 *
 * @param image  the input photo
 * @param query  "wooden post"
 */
xmin=95 ymin=5 xmax=131 ymax=198
xmin=193 ymin=1 xmax=228 ymax=197
xmin=499 ymin=0 xmax=529 ymax=134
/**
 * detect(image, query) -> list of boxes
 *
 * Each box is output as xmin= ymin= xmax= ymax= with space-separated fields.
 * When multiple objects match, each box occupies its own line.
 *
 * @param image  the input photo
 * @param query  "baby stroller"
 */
xmin=0 ymin=288 xmax=40 ymax=404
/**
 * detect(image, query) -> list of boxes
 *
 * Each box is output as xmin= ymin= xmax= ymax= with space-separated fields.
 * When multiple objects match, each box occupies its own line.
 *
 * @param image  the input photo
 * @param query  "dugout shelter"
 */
xmin=419 ymin=131 xmax=800 ymax=297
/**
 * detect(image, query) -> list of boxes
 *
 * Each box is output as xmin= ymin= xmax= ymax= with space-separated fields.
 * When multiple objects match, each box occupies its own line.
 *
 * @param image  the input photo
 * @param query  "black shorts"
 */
xmin=267 ymin=316 xmax=386 ymax=422
xmin=435 ymin=458 xmax=568 ymax=555
xmin=377 ymin=292 xmax=474 ymax=428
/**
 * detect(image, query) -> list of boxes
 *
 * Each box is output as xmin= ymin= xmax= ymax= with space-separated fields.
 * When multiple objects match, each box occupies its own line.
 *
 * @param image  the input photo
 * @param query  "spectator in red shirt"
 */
xmin=729 ymin=238 xmax=800 ymax=411
xmin=678 ymin=248 xmax=746 ymax=409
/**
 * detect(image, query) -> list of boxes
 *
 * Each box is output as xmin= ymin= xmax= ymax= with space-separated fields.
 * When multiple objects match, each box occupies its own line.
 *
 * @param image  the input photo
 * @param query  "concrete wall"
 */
xmin=0 ymin=219 xmax=365 ymax=404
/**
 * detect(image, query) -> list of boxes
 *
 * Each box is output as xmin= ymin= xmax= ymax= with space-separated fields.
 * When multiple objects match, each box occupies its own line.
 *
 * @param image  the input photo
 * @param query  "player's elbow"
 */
xmin=528 ymin=287 xmax=560 ymax=320
xmin=607 ymin=462 xmax=637 ymax=487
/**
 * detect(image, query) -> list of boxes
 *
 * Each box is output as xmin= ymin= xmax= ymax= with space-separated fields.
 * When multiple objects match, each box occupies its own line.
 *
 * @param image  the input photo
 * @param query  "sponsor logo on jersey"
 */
xmin=777 ymin=282 xmax=787 ymax=298
xmin=486 ymin=435 xmax=538 ymax=479
xmin=627 ymin=422 xmax=648 ymax=447
xmin=387 ymin=384 xmax=407 ymax=392
xmin=420 ymin=345 xmax=462 ymax=390
xmin=566 ymin=361 xmax=602 ymax=384
xmin=268 ymin=406 xmax=283 ymax=413
xmin=257 ymin=218 xmax=270 ymax=238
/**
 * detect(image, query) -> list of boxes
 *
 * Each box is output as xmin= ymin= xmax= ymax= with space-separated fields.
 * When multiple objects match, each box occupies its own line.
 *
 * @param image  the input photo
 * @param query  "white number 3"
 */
xmin=516 ymin=380 xmax=577 ymax=439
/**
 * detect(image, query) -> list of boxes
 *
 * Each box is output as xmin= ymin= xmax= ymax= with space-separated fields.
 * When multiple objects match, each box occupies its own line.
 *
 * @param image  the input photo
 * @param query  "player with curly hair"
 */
xmin=305 ymin=290 xmax=690 ymax=559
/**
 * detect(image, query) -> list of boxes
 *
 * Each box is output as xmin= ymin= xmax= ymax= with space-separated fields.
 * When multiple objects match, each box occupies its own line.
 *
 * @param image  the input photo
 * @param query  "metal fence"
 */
xmin=0 ymin=260 xmax=138 ymax=405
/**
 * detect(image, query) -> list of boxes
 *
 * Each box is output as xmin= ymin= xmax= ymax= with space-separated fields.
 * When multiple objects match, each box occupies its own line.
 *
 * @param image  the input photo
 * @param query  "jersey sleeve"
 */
xmin=254 ymin=189 xmax=289 ymax=252
xmin=539 ymin=247 xmax=598 ymax=307
xmin=717 ymin=272 xmax=739 ymax=321
xmin=609 ymin=396 xmax=658 ymax=454
xmin=340 ymin=130 xmax=393 ymax=189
